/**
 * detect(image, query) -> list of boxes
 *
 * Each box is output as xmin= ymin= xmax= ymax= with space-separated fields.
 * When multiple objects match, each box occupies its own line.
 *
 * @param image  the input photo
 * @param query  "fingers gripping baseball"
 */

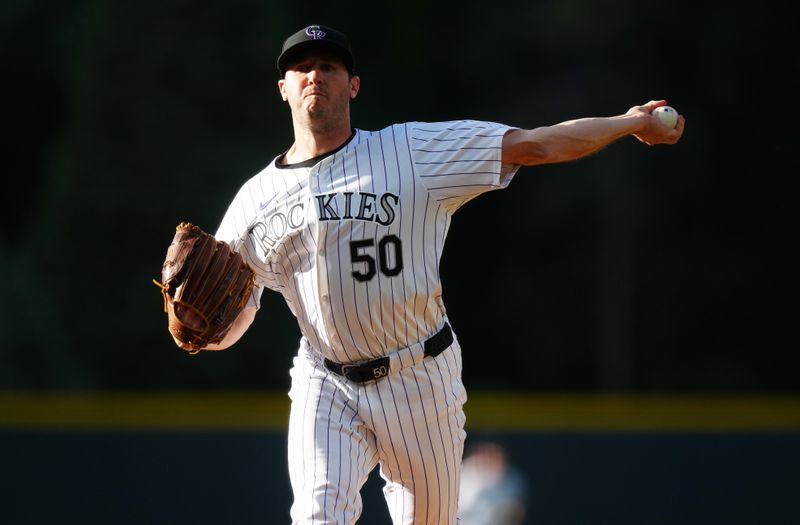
xmin=629 ymin=100 xmax=685 ymax=146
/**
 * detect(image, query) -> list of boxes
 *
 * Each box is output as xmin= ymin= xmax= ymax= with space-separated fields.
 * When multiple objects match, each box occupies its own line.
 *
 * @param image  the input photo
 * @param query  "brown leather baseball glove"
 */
xmin=154 ymin=222 xmax=255 ymax=353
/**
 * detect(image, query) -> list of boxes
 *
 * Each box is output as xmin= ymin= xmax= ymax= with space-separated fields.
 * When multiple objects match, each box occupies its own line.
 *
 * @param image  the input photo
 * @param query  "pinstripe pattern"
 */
xmin=289 ymin=337 xmax=467 ymax=524
xmin=216 ymin=120 xmax=517 ymax=524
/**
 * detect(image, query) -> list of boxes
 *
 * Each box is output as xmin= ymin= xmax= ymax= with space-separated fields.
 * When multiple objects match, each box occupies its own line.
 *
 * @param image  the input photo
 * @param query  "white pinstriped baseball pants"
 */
xmin=287 ymin=337 xmax=467 ymax=524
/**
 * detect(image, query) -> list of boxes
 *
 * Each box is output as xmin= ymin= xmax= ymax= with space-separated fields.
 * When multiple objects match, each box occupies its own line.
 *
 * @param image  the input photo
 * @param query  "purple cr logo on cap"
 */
xmin=305 ymin=26 xmax=326 ymax=40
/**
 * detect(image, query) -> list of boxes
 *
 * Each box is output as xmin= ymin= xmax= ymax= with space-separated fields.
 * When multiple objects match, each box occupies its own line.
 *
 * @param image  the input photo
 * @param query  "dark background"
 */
xmin=1 ymin=0 xmax=796 ymax=393
xmin=2 ymin=430 xmax=797 ymax=525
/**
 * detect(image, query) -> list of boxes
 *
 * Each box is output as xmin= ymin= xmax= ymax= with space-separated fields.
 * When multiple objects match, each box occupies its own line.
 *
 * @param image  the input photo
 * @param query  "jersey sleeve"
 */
xmin=215 ymin=174 xmax=266 ymax=310
xmin=408 ymin=120 xmax=520 ymax=210
xmin=215 ymin=177 xmax=255 ymax=250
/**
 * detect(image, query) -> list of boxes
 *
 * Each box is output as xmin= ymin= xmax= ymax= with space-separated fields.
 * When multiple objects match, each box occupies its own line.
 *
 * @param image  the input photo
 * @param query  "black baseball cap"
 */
xmin=277 ymin=24 xmax=354 ymax=77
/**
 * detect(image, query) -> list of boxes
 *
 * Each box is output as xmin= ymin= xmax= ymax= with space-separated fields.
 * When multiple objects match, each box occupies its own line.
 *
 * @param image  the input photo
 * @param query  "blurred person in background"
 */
xmin=459 ymin=441 xmax=528 ymax=525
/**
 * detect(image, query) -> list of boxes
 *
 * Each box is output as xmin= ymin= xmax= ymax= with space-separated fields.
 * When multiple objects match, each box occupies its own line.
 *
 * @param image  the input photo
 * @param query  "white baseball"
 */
xmin=653 ymin=106 xmax=679 ymax=129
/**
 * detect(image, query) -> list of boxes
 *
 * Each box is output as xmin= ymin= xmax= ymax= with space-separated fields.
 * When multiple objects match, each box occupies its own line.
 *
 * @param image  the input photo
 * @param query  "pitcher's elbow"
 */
xmin=502 ymin=129 xmax=555 ymax=165
xmin=519 ymin=141 xmax=553 ymax=165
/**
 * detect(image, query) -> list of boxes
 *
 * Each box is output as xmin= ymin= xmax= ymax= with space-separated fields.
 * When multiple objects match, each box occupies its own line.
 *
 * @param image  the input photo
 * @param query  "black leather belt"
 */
xmin=324 ymin=323 xmax=453 ymax=383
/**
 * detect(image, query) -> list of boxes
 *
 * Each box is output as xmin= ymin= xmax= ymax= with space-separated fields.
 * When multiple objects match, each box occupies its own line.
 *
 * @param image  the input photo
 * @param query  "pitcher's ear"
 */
xmin=278 ymin=79 xmax=288 ymax=101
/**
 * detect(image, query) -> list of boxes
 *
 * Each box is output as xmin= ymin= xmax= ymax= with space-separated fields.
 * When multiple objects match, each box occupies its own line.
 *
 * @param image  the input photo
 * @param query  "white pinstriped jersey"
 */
xmin=216 ymin=120 xmax=518 ymax=363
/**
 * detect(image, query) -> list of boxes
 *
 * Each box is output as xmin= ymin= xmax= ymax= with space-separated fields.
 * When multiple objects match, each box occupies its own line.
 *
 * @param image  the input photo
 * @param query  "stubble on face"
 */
xmin=281 ymin=54 xmax=355 ymax=135
xmin=296 ymin=88 xmax=351 ymax=134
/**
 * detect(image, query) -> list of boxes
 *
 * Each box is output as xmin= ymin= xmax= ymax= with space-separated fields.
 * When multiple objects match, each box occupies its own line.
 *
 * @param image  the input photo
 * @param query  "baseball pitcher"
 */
xmin=158 ymin=24 xmax=684 ymax=524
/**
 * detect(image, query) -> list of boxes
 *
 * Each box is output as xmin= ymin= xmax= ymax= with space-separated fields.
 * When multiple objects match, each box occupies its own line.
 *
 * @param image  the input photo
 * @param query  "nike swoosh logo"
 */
xmin=259 ymin=196 xmax=277 ymax=210
xmin=259 ymin=183 xmax=303 ymax=210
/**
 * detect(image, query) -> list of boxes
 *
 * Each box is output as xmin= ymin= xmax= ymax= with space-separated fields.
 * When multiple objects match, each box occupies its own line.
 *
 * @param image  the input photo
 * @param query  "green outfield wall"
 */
xmin=1 ymin=392 xmax=797 ymax=524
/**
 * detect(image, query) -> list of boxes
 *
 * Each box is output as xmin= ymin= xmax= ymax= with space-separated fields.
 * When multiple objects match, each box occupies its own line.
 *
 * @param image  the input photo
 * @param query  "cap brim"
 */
xmin=278 ymin=41 xmax=354 ymax=75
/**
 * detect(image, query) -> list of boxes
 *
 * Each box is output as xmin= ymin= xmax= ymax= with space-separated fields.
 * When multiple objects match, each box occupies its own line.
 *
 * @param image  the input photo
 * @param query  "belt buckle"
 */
xmin=369 ymin=362 xmax=390 ymax=380
xmin=341 ymin=360 xmax=390 ymax=383
xmin=340 ymin=363 xmax=357 ymax=381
